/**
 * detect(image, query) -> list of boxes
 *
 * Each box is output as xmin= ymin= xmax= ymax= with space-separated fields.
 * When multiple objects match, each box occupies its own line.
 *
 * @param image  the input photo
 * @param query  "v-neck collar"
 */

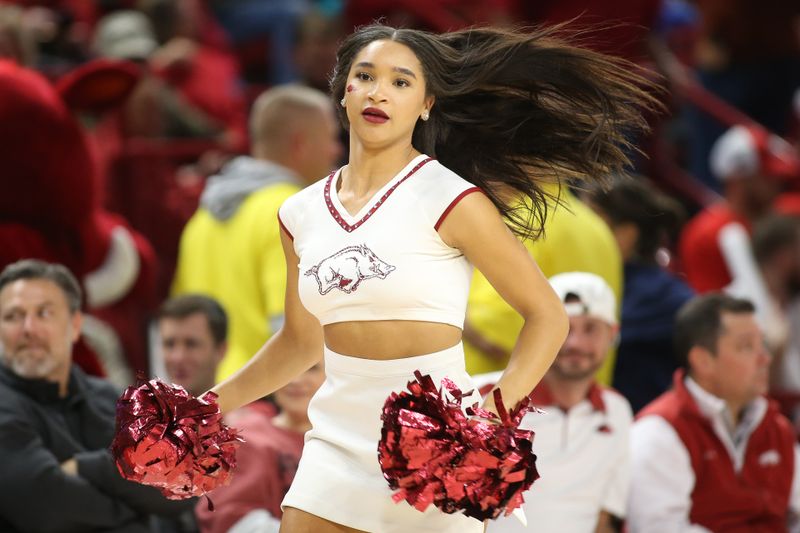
xmin=324 ymin=155 xmax=432 ymax=233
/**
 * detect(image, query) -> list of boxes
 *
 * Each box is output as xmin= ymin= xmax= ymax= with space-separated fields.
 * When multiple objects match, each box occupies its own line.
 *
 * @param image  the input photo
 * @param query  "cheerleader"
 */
xmin=210 ymin=23 xmax=657 ymax=532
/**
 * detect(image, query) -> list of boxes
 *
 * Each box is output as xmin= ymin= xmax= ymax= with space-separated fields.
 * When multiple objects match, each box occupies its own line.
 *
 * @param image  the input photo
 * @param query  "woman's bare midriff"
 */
xmin=323 ymin=320 xmax=463 ymax=360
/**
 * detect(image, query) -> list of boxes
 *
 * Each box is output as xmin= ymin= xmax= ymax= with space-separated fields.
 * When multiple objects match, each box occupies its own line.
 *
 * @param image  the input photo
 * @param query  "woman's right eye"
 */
xmin=356 ymin=72 xmax=372 ymax=81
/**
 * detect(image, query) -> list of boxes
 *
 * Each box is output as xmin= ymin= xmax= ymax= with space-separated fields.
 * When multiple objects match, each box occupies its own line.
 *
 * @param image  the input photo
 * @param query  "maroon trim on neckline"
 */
xmin=434 ymin=187 xmax=483 ymax=231
xmin=324 ymin=157 xmax=433 ymax=233
xmin=277 ymin=212 xmax=293 ymax=241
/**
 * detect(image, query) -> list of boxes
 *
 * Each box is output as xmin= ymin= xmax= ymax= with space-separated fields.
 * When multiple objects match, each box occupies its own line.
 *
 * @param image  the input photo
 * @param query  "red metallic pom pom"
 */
xmin=111 ymin=377 xmax=242 ymax=501
xmin=378 ymin=371 xmax=540 ymax=522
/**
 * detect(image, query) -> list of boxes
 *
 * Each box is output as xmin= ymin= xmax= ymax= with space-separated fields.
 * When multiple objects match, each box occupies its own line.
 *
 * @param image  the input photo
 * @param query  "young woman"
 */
xmin=210 ymin=24 xmax=656 ymax=533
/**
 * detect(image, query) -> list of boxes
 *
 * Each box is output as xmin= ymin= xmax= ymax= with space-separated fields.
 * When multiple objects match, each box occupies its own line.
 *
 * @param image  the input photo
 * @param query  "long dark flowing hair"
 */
xmin=330 ymin=24 xmax=661 ymax=239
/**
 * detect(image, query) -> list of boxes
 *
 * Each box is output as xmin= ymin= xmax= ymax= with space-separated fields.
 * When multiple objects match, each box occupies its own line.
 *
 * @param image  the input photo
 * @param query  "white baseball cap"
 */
xmin=548 ymin=271 xmax=617 ymax=326
xmin=93 ymin=11 xmax=158 ymax=61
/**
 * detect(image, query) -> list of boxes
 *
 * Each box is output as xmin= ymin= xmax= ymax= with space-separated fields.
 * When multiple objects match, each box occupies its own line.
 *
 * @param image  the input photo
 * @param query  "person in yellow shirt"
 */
xmin=464 ymin=185 xmax=622 ymax=385
xmin=172 ymin=85 xmax=342 ymax=380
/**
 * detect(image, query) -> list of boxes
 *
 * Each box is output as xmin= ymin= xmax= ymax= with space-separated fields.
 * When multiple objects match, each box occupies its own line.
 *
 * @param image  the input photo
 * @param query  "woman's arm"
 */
xmin=210 ymin=229 xmax=324 ymax=414
xmin=438 ymin=192 xmax=568 ymax=411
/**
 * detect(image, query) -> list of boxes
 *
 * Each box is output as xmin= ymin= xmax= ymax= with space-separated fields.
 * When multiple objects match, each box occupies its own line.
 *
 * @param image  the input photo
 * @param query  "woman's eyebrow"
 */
xmin=393 ymin=67 xmax=417 ymax=79
xmin=354 ymin=62 xmax=417 ymax=79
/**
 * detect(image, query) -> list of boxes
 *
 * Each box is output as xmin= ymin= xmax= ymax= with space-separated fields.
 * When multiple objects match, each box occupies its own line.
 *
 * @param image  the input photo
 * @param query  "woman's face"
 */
xmin=343 ymin=39 xmax=434 ymax=149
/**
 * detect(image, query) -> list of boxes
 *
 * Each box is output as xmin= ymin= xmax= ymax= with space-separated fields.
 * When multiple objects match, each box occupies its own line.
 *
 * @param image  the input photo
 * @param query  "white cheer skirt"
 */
xmin=281 ymin=343 xmax=485 ymax=533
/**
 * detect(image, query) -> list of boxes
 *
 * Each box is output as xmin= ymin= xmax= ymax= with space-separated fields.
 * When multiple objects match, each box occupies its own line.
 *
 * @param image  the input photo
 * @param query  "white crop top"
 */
xmin=278 ymin=154 xmax=482 ymax=329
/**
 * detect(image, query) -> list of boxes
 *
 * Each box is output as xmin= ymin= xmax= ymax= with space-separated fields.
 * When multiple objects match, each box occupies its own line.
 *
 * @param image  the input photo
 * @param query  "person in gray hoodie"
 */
xmin=171 ymin=84 xmax=342 ymax=381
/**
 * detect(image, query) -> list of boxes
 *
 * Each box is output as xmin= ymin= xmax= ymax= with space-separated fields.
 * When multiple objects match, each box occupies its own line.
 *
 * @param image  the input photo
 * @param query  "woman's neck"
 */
xmin=343 ymin=139 xmax=420 ymax=196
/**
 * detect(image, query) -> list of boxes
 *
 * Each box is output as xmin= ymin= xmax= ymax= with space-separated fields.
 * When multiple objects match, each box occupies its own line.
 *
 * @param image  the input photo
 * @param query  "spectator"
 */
xmin=172 ymin=84 xmax=342 ymax=381
xmin=679 ymin=124 xmax=791 ymax=293
xmin=92 ymin=9 xmax=242 ymax=144
xmin=139 ymin=0 xmax=248 ymax=148
xmin=479 ymin=272 xmax=632 ymax=533
xmin=156 ymin=294 xmax=228 ymax=397
xmin=465 ymin=185 xmax=622 ymax=385
xmin=154 ymin=294 xmax=230 ymax=532
xmin=628 ymin=293 xmax=800 ymax=532
xmin=749 ymin=216 xmax=800 ymax=409
xmin=0 ymin=259 xmax=193 ymax=532
xmin=588 ymin=177 xmax=695 ymax=412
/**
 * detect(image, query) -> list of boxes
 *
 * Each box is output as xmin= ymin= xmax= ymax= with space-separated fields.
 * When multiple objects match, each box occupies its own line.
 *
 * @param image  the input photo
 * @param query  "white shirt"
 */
xmin=627 ymin=377 xmax=800 ymax=533
xmin=485 ymin=381 xmax=633 ymax=533
xmin=279 ymin=155 xmax=478 ymax=329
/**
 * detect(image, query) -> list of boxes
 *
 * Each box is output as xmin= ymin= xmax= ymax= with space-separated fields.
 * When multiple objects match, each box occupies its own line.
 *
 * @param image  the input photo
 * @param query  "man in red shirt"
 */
xmin=628 ymin=293 xmax=800 ymax=532
xmin=679 ymin=125 xmax=795 ymax=293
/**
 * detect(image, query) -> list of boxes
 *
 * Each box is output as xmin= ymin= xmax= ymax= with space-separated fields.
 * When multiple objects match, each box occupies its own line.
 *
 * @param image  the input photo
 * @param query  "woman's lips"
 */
xmin=362 ymin=107 xmax=389 ymax=123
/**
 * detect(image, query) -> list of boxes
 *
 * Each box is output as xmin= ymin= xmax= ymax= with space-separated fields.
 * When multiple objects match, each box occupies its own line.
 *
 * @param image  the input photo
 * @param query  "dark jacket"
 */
xmin=0 ymin=364 xmax=195 ymax=532
xmin=614 ymin=262 xmax=695 ymax=413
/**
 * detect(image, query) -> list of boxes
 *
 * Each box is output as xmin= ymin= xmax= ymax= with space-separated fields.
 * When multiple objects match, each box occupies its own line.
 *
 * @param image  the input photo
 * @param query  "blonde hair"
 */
xmin=249 ymin=85 xmax=333 ymax=151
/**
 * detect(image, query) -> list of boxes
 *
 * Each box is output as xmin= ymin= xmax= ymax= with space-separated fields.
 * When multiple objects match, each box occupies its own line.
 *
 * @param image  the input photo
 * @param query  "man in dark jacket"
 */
xmin=0 ymin=259 xmax=195 ymax=532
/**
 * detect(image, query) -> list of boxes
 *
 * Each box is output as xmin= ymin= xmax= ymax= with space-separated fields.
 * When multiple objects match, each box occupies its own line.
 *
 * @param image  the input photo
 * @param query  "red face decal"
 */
xmin=346 ymin=84 xmax=355 ymax=93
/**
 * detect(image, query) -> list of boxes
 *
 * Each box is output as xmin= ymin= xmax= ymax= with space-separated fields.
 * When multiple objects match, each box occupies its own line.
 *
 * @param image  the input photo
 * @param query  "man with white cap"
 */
xmin=679 ymin=124 xmax=800 ymax=352
xmin=679 ymin=124 xmax=799 ymax=295
xmin=478 ymin=271 xmax=632 ymax=533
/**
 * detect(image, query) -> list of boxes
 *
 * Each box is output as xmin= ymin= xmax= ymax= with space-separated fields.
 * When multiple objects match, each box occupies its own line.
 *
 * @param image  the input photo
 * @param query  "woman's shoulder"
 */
xmin=282 ymin=172 xmax=331 ymax=209
xmin=279 ymin=171 xmax=335 ymax=235
xmin=408 ymin=158 xmax=485 ymax=226
xmin=299 ymin=172 xmax=332 ymax=197
xmin=415 ymin=158 xmax=478 ymax=196
xmin=422 ymin=158 xmax=471 ymax=183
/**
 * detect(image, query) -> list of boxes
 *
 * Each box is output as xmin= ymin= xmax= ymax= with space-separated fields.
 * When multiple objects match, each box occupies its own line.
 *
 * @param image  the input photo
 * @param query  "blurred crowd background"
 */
xmin=2 ymin=0 xmax=800 ymax=455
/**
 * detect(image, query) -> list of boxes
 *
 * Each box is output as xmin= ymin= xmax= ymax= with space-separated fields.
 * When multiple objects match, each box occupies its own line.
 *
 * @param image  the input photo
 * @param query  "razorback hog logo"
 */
xmin=305 ymin=244 xmax=396 ymax=294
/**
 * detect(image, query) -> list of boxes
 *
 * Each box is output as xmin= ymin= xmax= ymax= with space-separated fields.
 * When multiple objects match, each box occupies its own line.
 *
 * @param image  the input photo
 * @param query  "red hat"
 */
xmin=709 ymin=125 xmax=800 ymax=182
xmin=0 ymin=60 xmax=96 ymax=227
xmin=55 ymin=58 xmax=142 ymax=114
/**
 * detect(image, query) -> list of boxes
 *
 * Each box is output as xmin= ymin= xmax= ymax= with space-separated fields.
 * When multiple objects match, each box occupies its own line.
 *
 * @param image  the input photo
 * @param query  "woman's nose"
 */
xmin=367 ymin=81 xmax=387 ymax=102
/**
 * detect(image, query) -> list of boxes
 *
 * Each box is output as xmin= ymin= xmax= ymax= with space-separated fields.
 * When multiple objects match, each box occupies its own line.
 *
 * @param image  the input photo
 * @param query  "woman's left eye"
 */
xmin=395 ymin=79 xmax=409 ymax=88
